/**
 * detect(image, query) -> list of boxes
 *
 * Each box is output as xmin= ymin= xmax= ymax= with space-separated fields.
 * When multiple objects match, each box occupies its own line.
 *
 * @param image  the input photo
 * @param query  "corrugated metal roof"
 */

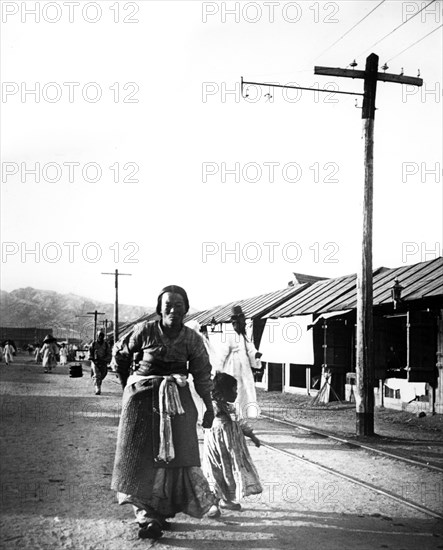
xmin=291 ymin=273 xmax=329 ymax=285
xmin=115 ymin=285 xmax=309 ymax=334
xmin=116 ymin=311 xmax=159 ymax=337
xmin=184 ymin=284 xmax=309 ymax=326
xmin=265 ymin=257 xmax=443 ymax=318
xmin=113 ymin=258 xmax=442 ymax=333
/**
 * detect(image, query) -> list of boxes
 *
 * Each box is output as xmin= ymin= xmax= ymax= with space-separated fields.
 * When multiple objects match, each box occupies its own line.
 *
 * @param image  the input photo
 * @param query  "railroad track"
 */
xmin=106 ymin=376 xmax=443 ymax=519
xmin=261 ymin=413 xmax=443 ymax=473
xmin=259 ymin=413 xmax=443 ymax=520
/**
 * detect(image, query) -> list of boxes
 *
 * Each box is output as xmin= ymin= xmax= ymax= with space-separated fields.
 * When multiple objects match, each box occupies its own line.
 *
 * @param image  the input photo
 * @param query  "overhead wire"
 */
xmin=386 ymin=23 xmax=443 ymax=63
xmin=356 ymin=0 xmax=437 ymax=58
xmin=243 ymin=2 xmax=440 ymax=90
xmin=241 ymin=4 xmax=388 ymax=86
xmin=313 ymin=0 xmax=387 ymax=62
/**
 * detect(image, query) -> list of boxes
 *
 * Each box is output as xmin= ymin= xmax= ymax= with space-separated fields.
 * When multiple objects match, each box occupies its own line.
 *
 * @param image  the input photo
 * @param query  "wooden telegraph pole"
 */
xmin=315 ymin=54 xmax=422 ymax=436
xmin=242 ymin=53 xmax=423 ymax=436
xmin=86 ymin=310 xmax=105 ymax=343
xmin=101 ymin=269 xmax=132 ymax=342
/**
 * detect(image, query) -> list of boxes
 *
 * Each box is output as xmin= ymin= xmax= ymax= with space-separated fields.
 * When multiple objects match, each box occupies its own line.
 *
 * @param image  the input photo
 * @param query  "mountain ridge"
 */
xmin=0 ymin=287 xmax=155 ymax=337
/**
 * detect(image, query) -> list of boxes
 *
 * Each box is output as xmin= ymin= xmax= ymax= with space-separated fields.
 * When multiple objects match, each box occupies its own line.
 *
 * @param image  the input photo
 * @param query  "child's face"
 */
xmin=225 ymin=384 xmax=238 ymax=403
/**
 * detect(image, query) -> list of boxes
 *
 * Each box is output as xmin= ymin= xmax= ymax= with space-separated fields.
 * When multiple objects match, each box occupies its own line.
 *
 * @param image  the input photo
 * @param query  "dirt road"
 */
xmin=1 ymin=358 xmax=442 ymax=549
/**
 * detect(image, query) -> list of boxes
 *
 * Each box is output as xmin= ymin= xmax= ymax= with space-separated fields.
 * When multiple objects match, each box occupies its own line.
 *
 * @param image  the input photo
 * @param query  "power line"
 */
xmin=357 ymin=0 xmax=437 ymax=58
xmin=313 ymin=1 xmax=386 ymax=62
xmin=386 ymin=23 xmax=443 ymax=63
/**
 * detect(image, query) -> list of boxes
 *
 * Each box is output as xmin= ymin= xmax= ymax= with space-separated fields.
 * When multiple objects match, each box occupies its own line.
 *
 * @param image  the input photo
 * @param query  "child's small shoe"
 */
xmin=137 ymin=520 xmax=163 ymax=540
xmin=207 ymin=505 xmax=221 ymax=518
xmin=159 ymin=518 xmax=171 ymax=530
xmin=220 ymin=500 xmax=241 ymax=511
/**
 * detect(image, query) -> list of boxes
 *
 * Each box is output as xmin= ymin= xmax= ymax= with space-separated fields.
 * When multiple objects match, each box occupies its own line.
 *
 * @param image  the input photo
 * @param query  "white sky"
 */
xmin=1 ymin=0 xmax=442 ymax=312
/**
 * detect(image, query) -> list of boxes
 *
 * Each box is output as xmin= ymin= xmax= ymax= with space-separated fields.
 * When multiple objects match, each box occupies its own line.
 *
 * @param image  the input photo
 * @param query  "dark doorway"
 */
xmin=268 ymin=362 xmax=284 ymax=391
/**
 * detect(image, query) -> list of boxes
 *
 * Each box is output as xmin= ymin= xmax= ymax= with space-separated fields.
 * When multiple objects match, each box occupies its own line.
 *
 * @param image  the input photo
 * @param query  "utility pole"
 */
xmin=315 ymin=54 xmax=422 ymax=436
xmin=76 ymin=313 xmax=103 ymax=343
xmin=86 ymin=310 xmax=105 ymax=342
xmin=242 ymin=53 xmax=422 ymax=436
xmin=101 ymin=269 xmax=132 ymax=342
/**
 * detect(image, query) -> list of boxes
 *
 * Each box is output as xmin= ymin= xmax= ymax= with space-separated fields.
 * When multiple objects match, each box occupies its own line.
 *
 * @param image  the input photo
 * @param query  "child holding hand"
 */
xmin=203 ymin=372 xmax=262 ymax=517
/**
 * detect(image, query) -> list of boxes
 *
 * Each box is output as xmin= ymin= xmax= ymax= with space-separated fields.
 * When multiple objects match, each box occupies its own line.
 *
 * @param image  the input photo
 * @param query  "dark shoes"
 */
xmin=138 ymin=519 xmax=167 ymax=539
xmin=220 ymin=500 xmax=242 ymax=511
xmin=160 ymin=519 xmax=171 ymax=530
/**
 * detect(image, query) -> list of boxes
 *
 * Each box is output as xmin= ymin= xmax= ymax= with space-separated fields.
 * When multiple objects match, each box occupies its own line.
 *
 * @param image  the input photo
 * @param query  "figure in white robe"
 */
xmin=59 ymin=344 xmax=68 ymax=365
xmin=216 ymin=306 xmax=260 ymax=420
xmin=3 ymin=342 xmax=14 ymax=365
xmin=40 ymin=335 xmax=59 ymax=373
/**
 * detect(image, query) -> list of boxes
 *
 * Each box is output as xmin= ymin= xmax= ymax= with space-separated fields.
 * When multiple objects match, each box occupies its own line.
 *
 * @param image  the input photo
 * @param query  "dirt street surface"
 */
xmin=1 ymin=357 xmax=443 ymax=550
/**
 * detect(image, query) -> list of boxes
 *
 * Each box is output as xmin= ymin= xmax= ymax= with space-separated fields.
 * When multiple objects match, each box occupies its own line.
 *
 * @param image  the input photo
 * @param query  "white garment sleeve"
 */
xmin=244 ymin=337 xmax=258 ymax=370
xmin=216 ymin=334 xmax=234 ymax=372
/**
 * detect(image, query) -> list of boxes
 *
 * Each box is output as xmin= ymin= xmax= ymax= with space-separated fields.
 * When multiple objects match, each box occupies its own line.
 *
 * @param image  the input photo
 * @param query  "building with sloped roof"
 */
xmin=112 ymin=258 xmax=443 ymax=414
xmin=262 ymin=257 xmax=443 ymax=413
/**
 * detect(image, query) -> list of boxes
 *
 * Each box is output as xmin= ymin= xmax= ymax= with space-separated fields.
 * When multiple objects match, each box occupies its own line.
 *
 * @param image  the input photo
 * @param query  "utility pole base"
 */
xmin=356 ymin=413 xmax=375 ymax=437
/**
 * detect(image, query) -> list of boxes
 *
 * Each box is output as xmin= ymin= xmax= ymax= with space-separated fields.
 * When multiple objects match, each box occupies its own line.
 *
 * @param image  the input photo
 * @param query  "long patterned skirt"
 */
xmin=112 ymin=378 xmax=214 ymax=519
xmin=203 ymin=418 xmax=262 ymax=502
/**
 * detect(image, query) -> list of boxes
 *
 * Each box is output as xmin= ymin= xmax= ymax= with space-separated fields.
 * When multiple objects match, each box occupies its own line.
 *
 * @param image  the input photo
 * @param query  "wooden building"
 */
xmin=116 ymin=258 xmax=443 ymax=414
xmin=0 ymin=326 xmax=53 ymax=349
xmin=263 ymin=257 xmax=443 ymax=414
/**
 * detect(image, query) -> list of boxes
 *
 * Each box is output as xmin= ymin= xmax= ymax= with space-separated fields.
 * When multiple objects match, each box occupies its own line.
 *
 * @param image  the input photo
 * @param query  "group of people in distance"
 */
xmin=1 ymin=338 xmax=69 ymax=371
xmin=110 ymin=284 xmax=263 ymax=540
xmin=33 ymin=337 xmax=70 ymax=373
xmin=31 ymin=332 xmax=109 ymax=389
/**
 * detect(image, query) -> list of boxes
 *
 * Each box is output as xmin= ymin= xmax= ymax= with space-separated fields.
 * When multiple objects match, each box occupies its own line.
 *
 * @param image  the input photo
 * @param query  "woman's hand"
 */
xmin=109 ymin=357 xmax=118 ymax=372
xmin=202 ymin=410 xmax=214 ymax=429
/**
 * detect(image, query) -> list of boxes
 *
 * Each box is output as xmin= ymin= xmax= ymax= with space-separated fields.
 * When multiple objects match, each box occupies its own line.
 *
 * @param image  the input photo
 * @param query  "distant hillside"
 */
xmin=0 ymin=288 xmax=155 ymax=338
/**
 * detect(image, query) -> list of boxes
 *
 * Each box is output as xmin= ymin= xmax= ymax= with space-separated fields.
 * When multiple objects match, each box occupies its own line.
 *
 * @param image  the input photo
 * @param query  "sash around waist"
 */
xmin=135 ymin=360 xmax=188 ymax=377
